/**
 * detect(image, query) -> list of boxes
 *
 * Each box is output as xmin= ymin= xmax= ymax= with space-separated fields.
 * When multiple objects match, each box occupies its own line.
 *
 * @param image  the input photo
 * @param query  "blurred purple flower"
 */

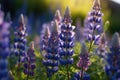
xmin=40 ymin=24 xmax=50 ymax=54
xmin=77 ymin=43 xmax=91 ymax=71
xmin=95 ymin=33 xmax=108 ymax=58
xmin=42 ymin=20 xmax=59 ymax=77
xmin=75 ymin=19 xmax=84 ymax=42
xmin=105 ymin=32 xmax=120 ymax=80
xmin=23 ymin=42 xmax=36 ymax=77
xmin=0 ymin=7 xmax=11 ymax=80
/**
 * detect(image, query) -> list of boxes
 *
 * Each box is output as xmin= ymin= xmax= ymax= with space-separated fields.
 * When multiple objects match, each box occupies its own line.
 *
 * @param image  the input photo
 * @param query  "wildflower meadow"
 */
xmin=0 ymin=0 xmax=120 ymax=80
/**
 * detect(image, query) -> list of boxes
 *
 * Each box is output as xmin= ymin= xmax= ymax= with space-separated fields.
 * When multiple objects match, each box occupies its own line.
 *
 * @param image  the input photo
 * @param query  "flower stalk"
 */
xmin=0 ymin=7 xmax=11 ymax=80
xmin=59 ymin=7 xmax=75 ymax=80
xmin=13 ymin=14 xmax=27 ymax=79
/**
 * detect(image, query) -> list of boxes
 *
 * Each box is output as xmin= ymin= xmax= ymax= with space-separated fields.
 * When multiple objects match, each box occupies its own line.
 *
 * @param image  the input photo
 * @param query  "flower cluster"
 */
xmin=95 ymin=33 xmax=107 ymax=58
xmin=13 ymin=14 xmax=27 ymax=62
xmin=72 ymin=43 xmax=90 ymax=80
xmin=59 ymin=7 xmax=75 ymax=65
xmin=42 ymin=21 xmax=59 ymax=77
xmin=86 ymin=0 xmax=103 ymax=44
xmin=23 ymin=42 xmax=36 ymax=77
xmin=0 ymin=7 xmax=11 ymax=80
xmin=77 ymin=43 xmax=91 ymax=71
xmin=105 ymin=32 xmax=120 ymax=80
xmin=40 ymin=26 xmax=50 ymax=52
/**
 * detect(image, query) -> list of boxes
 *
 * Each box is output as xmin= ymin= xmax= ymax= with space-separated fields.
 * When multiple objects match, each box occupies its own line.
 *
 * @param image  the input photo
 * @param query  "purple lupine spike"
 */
xmin=23 ymin=41 xmax=36 ymax=78
xmin=0 ymin=7 xmax=11 ymax=80
xmin=40 ymin=25 xmax=50 ymax=56
xmin=71 ymin=71 xmax=90 ymax=80
xmin=105 ymin=32 xmax=120 ymax=80
xmin=76 ymin=43 xmax=91 ymax=80
xmin=59 ymin=6 xmax=75 ymax=65
xmin=42 ymin=20 xmax=59 ymax=77
xmin=95 ymin=33 xmax=107 ymax=58
xmin=85 ymin=0 xmax=103 ymax=45
xmin=111 ymin=33 xmax=120 ymax=49
xmin=13 ymin=14 xmax=27 ymax=61
xmin=59 ymin=7 xmax=75 ymax=80
xmin=77 ymin=43 xmax=91 ymax=71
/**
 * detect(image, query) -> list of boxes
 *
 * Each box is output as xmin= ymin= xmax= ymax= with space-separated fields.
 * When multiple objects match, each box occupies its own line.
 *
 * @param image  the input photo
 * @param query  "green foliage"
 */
xmin=8 ymin=42 xmax=108 ymax=80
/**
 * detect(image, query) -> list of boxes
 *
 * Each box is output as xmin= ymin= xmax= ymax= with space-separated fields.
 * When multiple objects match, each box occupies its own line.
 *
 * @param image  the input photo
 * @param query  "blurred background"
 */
xmin=0 ymin=0 xmax=120 ymax=35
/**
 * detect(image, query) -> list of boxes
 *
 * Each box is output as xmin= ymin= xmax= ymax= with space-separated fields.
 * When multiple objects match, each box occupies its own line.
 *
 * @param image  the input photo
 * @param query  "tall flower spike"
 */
xmin=111 ymin=32 xmax=119 ymax=48
xmin=13 ymin=14 xmax=27 ymax=62
xmin=0 ymin=7 xmax=10 ymax=80
xmin=59 ymin=7 xmax=75 ymax=80
xmin=86 ymin=0 xmax=103 ymax=45
xmin=40 ymin=26 xmax=50 ymax=54
xmin=95 ymin=33 xmax=107 ymax=58
xmin=77 ymin=43 xmax=91 ymax=71
xmin=105 ymin=32 xmax=120 ymax=80
xmin=59 ymin=7 xmax=75 ymax=65
xmin=43 ymin=21 xmax=59 ymax=77
xmin=23 ymin=41 xmax=36 ymax=77
xmin=76 ymin=43 xmax=91 ymax=80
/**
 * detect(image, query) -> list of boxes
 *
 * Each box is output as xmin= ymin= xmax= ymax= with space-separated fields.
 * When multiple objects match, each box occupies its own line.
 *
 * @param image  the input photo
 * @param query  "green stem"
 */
xmin=26 ymin=74 xmax=29 ymax=80
xmin=80 ymin=67 xmax=84 ymax=80
xmin=18 ymin=54 xmax=21 ymax=80
xmin=88 ymin=40 xmax=93 ymax=53
xmin=66 ymin=64 xmax=70 ymax=80
xmin=88 ymin=29 xmax=95 ymax=53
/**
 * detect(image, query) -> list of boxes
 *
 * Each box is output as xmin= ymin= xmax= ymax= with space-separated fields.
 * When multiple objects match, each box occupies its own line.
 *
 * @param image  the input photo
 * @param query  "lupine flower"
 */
xmin=0 ymin=7 xmax=10 ymax=80
xmin=95 ymin=33 xmax=107 ymax=58
xmin=71 ymin=43 xmax=90 ymax=80
xmin=59 ymin=7 xmax=75 ymax=65
xmin=23 ymin=41 xmax=36 ymax=77
xmin=13 ymin=14 xmax=27 ymax=62
xmin=59 ymin=7 xmax=75 ymax=80
xmin=40 ymin=25 xmax=50 ymax=56
xmin=71 ymin=71 xmax=90 ymax=80
xmin=42 ymin=20 xmax=59 ymax=77
xmin=85 ymin=0 xmax=103 ymax=45
xmin=105 ymin=32 xmax=120 ymax=80
xmin=77 ymin=43 xmax=91 ymax=71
